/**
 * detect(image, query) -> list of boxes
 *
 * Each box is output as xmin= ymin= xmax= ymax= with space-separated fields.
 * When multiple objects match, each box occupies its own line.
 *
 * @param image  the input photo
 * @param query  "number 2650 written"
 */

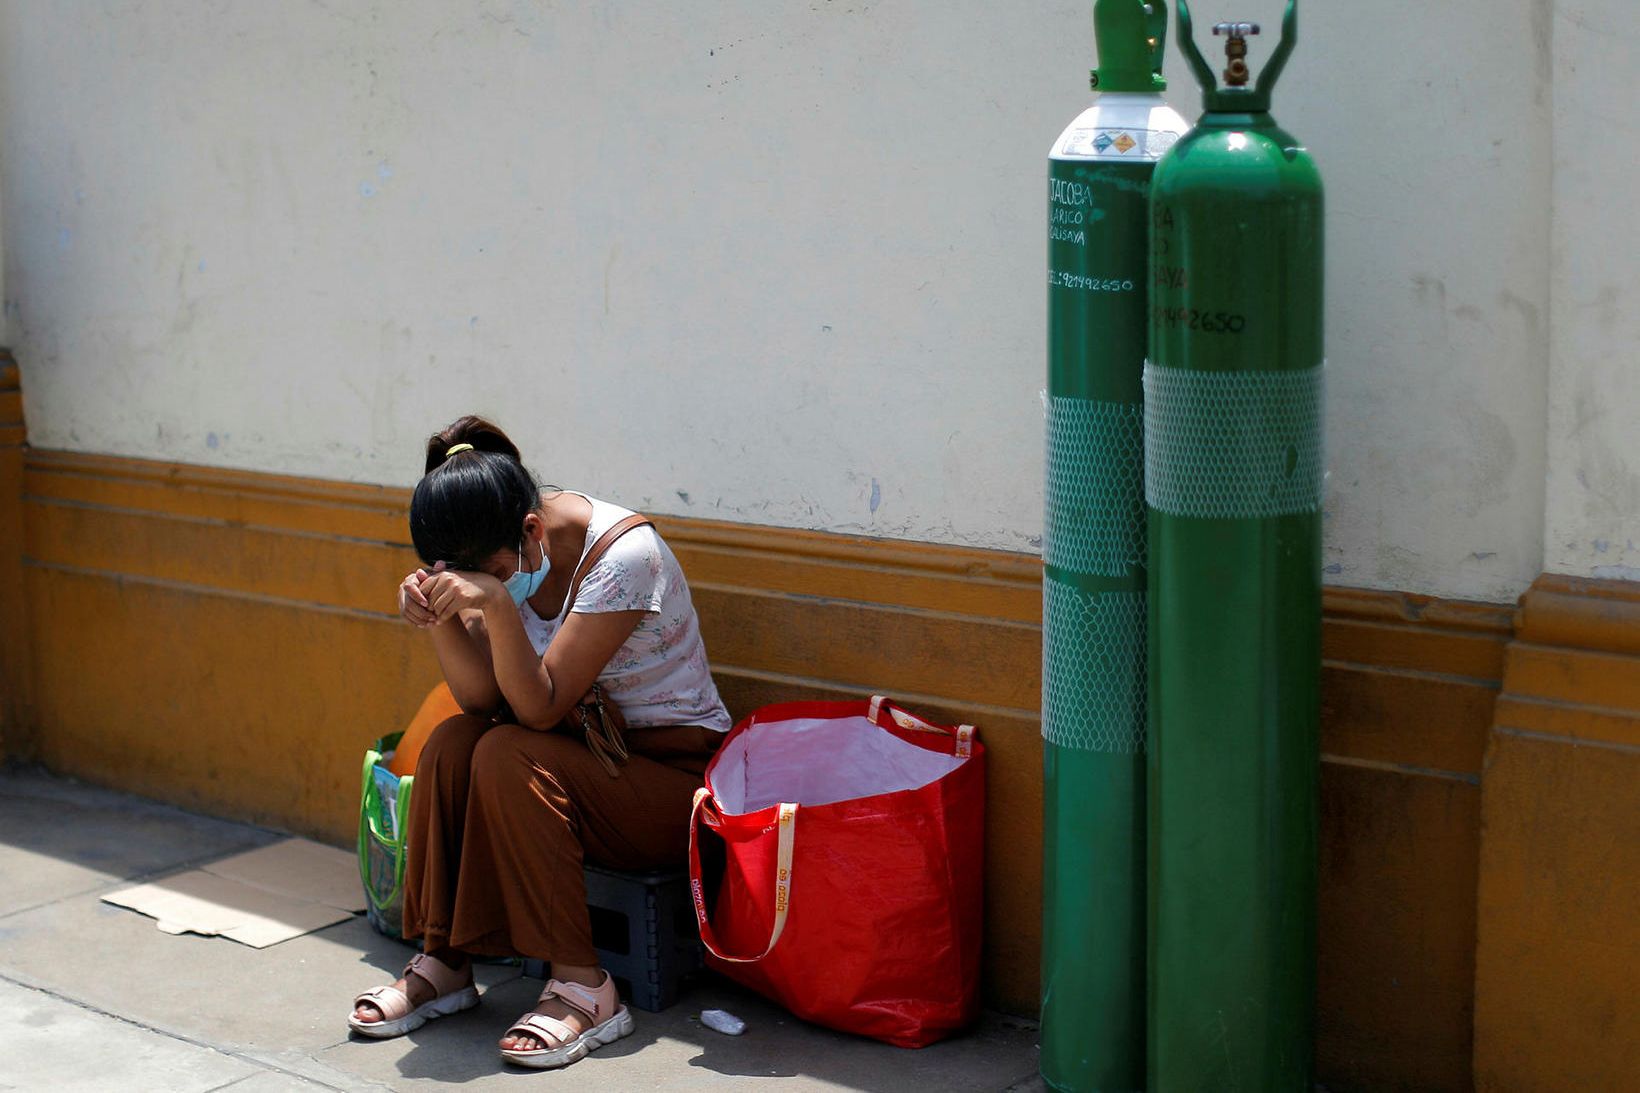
xmin=1152 ymin=306 xmax=1247 ymax=334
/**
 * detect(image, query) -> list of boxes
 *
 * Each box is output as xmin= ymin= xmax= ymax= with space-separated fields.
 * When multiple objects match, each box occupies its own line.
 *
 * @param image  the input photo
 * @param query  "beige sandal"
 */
xmin=499 ymin=972 xmax=634 ymax=1069
xmin=348 ymin=952 xmax=479 ymax=1039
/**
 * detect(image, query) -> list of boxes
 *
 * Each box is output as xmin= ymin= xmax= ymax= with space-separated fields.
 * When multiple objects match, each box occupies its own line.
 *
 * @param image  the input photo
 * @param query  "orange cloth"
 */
xmin=387 ymin=684 xmax=465 ymax=776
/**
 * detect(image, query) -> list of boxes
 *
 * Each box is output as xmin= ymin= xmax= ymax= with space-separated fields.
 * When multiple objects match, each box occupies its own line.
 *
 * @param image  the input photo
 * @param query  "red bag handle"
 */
xmin=688 ymin=787 xmax=797 ymax=964
xmin=867 ymin=695 xmax=977 ymax=758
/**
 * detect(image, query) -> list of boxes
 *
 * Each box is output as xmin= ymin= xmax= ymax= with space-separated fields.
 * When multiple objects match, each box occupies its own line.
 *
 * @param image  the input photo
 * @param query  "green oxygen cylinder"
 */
xmin=1042 ymin=3 xmax=1185 ymax=1090
xmin=1145 ymin=2 xmax=1323 ymax=1089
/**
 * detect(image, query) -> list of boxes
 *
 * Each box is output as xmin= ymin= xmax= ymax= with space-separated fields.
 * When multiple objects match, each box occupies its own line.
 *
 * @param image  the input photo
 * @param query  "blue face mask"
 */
xmin=504 ymin=536 xmax=550 ymax=606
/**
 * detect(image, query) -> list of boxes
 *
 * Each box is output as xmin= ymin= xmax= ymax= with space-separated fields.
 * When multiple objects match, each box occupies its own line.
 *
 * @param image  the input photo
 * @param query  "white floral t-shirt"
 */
xmin=517 ymin=493 xmax=731 ymax=732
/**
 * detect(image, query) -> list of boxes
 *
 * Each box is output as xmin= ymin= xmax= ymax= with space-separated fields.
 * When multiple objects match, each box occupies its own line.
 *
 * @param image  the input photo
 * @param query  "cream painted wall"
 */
xmin=1278 ymin=0 xmax=1553 ymax=600
xmin=1545 ymin=0 xmax=1640 ymax=582
xmin=0 ymin=1 xmax=1623 ymax=602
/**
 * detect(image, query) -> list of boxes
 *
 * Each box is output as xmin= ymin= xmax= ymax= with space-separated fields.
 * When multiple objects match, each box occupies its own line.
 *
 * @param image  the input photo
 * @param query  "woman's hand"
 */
xmin=397 ymin=567 xmax=438 ymax=628
xmin=422 ymin=566 xmax=508 ymax=625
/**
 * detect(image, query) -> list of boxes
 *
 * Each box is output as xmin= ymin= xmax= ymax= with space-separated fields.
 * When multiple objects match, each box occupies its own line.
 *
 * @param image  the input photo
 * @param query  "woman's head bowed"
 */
xmin=409 ymin=415 xmax=542 ymax=571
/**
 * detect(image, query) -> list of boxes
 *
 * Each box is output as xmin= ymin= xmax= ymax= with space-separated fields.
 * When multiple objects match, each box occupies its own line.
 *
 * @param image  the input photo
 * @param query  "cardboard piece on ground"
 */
xmin=201 ymin=837 xmax=365 ymax=913
xmin=101 ymin=837 xmax=362 ymax=948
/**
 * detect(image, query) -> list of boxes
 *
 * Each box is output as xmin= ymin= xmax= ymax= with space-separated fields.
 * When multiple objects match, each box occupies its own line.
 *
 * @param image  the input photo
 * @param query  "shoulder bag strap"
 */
xmin=564 ymin=512 xmax=654 ymax=613
xmin=561 ymin=512 xmax=653 ymax=776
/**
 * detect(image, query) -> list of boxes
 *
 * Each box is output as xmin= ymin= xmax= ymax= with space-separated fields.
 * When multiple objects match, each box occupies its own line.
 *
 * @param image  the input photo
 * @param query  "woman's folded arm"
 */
xmin=483 ymin=603 xmax=645 ymax=730
xmin=427 ymin=608 xmax=504 ymax=716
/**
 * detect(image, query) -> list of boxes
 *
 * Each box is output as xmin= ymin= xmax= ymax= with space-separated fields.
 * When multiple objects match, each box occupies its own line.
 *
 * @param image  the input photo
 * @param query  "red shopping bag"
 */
xmin=688 ymin=695 xmax=985 ymax=1048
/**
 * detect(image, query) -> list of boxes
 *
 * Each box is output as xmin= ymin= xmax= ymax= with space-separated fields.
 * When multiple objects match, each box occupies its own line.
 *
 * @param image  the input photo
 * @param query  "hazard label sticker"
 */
xmin=1057 ymin=128 xmax=1179 ymax=160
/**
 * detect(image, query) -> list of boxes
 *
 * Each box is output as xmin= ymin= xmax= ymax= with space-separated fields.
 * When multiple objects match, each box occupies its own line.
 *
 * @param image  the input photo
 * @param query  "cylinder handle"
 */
xmin=1091 ymin=0 xmax=1171 ymax=93
xmin=1177 ymin=0 xmax=1297 ymax=113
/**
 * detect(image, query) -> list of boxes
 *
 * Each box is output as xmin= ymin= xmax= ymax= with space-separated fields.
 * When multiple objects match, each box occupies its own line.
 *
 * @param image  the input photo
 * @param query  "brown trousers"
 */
xmin=402 ymin=714 xmax=722 ymax=966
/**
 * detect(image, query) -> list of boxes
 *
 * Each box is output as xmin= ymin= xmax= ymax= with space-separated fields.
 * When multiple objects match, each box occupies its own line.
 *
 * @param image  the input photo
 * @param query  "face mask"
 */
xmin=504 ymin=536 xmax=550 ymax=606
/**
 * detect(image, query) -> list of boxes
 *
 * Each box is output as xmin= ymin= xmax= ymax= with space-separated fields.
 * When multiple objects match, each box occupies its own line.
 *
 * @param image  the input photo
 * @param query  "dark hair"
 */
xmin=409 ymin=415 xmax=541 ymax=570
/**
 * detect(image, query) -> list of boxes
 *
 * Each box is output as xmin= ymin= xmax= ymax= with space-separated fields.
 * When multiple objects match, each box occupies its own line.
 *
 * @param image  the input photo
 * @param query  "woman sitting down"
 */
xmin=347 ymin=415 xmax=731 ymax=1070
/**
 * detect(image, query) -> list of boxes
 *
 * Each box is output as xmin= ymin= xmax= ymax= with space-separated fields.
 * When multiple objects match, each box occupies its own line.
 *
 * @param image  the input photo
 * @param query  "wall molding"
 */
xmin=0 ymin=355 xmax=30 ymax=758
xmin=1315 ymin=580 xmax=1511 ymax=1090
xmin=1473 ymin=574 xmax=1640 ymax=1090
xmin=23 ymin=447 xmax=1043 ymax=622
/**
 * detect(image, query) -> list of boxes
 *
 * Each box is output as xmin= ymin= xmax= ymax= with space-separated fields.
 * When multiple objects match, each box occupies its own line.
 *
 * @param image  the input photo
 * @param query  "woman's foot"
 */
xmin=498 ymin=968 xmax=633 ymax=1068
xmin=498 ymin=991 xmax=586 ymax=1053
xmin=348 ymin=950 xmax=479 ymax=1038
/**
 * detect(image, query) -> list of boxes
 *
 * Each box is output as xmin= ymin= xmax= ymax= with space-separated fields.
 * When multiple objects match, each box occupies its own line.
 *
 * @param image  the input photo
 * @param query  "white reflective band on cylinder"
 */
xmin=1041 ymin=579 xmax=1147 ymax=752
xmin=1045 ymin=395 xmax=1146 ymax=576
xmin=1143 ymin=361 xmax=1326 ymax=519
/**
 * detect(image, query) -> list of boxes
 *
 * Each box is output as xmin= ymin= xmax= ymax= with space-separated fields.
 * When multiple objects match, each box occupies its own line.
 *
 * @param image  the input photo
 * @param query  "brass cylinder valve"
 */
xmin=1212 ymin=21 xmax=1260 ymax=87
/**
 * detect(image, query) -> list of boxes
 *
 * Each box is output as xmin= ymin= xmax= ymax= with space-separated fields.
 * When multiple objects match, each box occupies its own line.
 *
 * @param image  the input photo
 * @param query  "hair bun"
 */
xmin=424 ymin=415 xmax=522 ymax=474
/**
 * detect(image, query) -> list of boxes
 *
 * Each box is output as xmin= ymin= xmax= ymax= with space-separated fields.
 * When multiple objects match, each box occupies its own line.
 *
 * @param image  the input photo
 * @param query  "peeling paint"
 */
xmin=1592 ymin=565 xmax=1640 ymax=581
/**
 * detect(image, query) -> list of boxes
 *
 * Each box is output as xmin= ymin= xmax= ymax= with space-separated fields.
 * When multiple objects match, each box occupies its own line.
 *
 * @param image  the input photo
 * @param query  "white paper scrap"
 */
xmin=701 ymin=1009 xmax=746 ymax=1036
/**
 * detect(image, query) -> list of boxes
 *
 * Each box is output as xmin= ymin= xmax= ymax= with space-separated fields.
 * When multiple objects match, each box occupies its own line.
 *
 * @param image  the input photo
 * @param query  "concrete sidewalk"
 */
xmin=0 ymin=766 xmax=1042 ymax=1092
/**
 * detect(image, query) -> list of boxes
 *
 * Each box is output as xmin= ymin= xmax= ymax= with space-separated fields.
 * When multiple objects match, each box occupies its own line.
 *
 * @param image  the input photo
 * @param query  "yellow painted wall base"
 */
xmin=0 ymin=354 xmax=28 ymax=762
xmin=1474 ymin=575 xmax=1640 ymax=1092
xmin=6 ymin=448 xmax=1638 ymax=1088
xmin=1317 ymin=590 xmax=1510 ymax=1090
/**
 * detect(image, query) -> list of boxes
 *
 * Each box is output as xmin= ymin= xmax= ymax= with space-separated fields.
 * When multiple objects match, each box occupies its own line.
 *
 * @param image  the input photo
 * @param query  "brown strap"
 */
xmin=559 ymin=513 xmax=652 ymax=778
xmin=579 ymin=685 xmax=630 ymax=778
xmin=564 ymin=513 xmax=654 ymax=615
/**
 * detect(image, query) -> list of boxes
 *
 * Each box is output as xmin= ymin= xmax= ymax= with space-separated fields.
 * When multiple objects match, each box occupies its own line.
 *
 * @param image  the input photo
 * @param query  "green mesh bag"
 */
xmin=358 ymin=732 xmax=414 ymax=940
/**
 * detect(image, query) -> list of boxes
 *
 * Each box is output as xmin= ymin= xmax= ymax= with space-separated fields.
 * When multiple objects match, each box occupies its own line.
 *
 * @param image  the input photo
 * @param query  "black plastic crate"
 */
xmin=522 ymin=864 xmax=704 ymax=1012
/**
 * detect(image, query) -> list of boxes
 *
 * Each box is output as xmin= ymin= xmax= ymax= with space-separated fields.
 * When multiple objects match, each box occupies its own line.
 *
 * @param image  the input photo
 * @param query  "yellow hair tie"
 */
xmin=444 ymin=443 xmax=475 ymax=457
